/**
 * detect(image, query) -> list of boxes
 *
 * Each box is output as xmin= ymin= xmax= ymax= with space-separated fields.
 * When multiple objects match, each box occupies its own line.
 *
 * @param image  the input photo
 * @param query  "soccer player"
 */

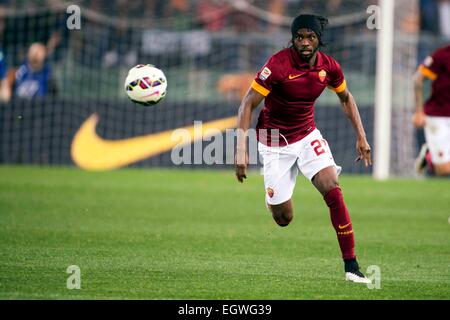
xmin=412 ymin=45 xmax=450 ymax=177
xmin=235 ymin=14 xmax=372 ymax=283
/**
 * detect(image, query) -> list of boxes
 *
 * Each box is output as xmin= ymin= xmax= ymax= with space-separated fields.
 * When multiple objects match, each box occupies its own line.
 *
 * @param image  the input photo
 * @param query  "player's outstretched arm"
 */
xmin=235 ymin=88 xmax=265 ymax=182
xmin=337 ymin=88 xmax=372 ymax=167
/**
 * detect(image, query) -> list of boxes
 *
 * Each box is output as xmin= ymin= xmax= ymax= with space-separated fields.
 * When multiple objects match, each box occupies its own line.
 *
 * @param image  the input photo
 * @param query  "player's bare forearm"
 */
xmin=338 ymin=89 xmax=366 ymax=139
xmin=236 ymin=88 xmax=264 ymax=149
xmin=413 ymin=69 xmax=425 ymax=113
xmin=235 ymin=88 xmax=264 ymax=182
xmin=412 ymin=69 xmax=426 ymax=128
xmin=237 ymin=93 xmax=253 ymax=151
xmin=337 ymin=88 xmax=372 ymax=166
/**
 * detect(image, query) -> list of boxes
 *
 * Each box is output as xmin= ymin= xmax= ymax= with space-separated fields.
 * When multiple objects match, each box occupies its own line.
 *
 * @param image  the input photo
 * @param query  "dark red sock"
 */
xmin=324 ymin=187 xmax=356 ymax=260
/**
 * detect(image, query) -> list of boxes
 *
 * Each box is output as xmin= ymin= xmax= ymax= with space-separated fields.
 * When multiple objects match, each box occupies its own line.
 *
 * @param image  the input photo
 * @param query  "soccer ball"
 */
xmin=124 ymin=64 xmax=167 ymax=106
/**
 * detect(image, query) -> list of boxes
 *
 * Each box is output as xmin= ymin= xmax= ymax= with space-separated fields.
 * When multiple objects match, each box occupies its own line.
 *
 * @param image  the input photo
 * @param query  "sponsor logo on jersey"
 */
xmin=318 ymin=70 xmax=327 ymax=82
xmin=259 ymin=67 xmax=271 ymax=81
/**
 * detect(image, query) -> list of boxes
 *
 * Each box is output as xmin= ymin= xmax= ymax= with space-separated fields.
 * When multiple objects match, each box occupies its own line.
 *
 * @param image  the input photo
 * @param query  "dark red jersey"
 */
xmin=420 ymin=45 xmax=450 ymax=117
xmin=252 ymin=48 xmax=346 ymax=146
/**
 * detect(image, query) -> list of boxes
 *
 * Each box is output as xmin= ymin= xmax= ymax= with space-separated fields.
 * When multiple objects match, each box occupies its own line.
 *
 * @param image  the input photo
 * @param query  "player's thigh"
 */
xmin=296 ymin=129 xmax=342 ymax=183
xmin=424 ymin=116 xmax=450 ymax=165
xmin=258 ymin=143 xmax=299 ymax=205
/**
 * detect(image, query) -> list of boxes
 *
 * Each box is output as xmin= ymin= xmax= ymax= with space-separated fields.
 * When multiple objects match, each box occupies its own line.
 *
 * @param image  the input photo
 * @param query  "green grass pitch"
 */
xmin=0 ymin=165 xmax=449 ymax=299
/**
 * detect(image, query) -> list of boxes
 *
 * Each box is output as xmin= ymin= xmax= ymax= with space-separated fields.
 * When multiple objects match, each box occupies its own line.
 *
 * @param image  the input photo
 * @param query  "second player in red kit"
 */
xmin=235 ymin=14 xmax=372 ymax=283
xmin=413 ymin=45 xmax=450 ymax=176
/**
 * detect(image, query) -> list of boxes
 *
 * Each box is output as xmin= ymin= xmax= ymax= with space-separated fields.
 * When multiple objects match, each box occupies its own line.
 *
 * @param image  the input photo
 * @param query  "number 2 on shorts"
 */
xmin=311 ymin=139 xmax=327 ymax=156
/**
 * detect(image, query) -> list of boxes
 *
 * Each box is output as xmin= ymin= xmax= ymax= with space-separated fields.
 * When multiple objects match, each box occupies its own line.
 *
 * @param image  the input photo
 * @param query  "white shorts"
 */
xmin=424 ymin=116 xmax=450 ymax=165
xmin=258 ymin=128 xmax=342 ymax=205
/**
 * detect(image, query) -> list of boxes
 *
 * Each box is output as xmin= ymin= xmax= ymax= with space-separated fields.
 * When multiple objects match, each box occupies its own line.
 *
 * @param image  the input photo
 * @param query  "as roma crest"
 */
xmin=267 ymin=187 xmax=274 ymax=198
xmin=318 ymin=70 xmax=327 ymax=82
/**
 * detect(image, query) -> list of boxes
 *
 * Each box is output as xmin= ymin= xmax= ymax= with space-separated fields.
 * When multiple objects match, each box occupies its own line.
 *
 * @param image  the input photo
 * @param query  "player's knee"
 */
xmin=276 ymin=220 xmax=291 ymax=227
xmin=312 ymin=171 xmax=340 ymax=196
xmin=434 ymin=163 xmax=450 ymax=176
xmin=272 ymin=211 xmax=293 ymax=227
xmin=268 ymin=200 xmax=294 ymax=227
xmin=324 ymin=181 xmax=339 ymax=194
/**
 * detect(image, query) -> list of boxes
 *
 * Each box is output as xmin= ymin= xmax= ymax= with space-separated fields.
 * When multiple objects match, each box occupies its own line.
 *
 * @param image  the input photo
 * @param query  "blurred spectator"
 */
xmin=168 ymin=0 xmax=193 ymax=31
xmin=265 ymin=0 xmax=286 ymax=34
xmin=419 ymin=0 xmax=450 ymax=36
xmin=418 ymin=0 xmax=440 ymax=63
xmin=11 ymin=42 xmax=57 ymax=99
xmin=0 ymin=8 xmax=7 ymax=102
xmin=0 ymin=2 xmax=9 ymax=102
xmin=102 ymin=1 xmax=138 ymax=68
xmin=196 ymin=0 xmax=230 ymax=32
xmin=145 ymin=0 xmax=170 ymax=21
xmin=420 ymin=0 xmax=439 ymax=34
xmin=229 ymin=4 xmax=260 ymax=33
xmin=217 ymin=72 xmax=254 ymax=101
xmin=0 ymin=47 xmax=10 ymax=102
xmin=170 ymin=0 xmax=189 ymax=12
xmin=438 ymin=0 xmax=450 ymax=38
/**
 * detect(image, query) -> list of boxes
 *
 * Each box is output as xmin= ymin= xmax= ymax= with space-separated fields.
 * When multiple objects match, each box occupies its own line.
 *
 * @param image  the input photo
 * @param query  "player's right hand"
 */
xmin=412 ymin=111 xmax=426 ymax=128
xmin=234 ymin=149 xmax=248 ymax=183
xmin=355 ymin=137 xmax=372 ymax=167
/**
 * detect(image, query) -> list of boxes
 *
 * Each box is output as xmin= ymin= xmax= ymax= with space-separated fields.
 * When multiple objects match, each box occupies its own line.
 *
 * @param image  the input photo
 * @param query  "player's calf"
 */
xmin=324 ymin=186 xmax=355 ymax=260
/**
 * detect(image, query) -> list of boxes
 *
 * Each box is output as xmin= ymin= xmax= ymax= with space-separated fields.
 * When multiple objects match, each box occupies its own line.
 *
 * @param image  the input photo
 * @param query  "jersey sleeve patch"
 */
xmin=251 ymin=80 xmax=270 ymax=96
xmin=259 ymin=67 xmax=272 ymax=81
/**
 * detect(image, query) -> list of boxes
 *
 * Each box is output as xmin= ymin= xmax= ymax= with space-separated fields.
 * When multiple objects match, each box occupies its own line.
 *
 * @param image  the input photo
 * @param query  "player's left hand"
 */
xmin=355 ymin=137 xmax=372 ymax=167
